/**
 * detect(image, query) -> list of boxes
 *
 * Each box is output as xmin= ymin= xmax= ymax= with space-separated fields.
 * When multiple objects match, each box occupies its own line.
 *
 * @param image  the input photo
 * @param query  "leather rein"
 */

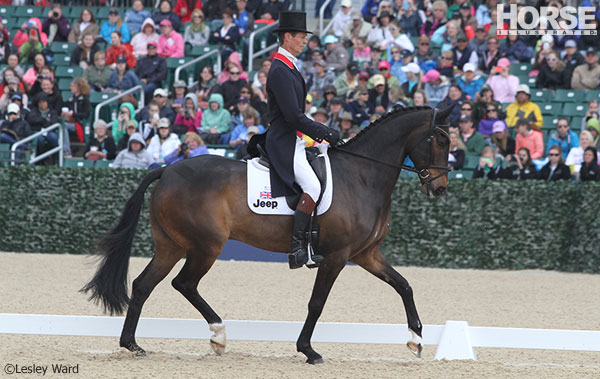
xmin=332 ymin=108 xmax=451 ymax=186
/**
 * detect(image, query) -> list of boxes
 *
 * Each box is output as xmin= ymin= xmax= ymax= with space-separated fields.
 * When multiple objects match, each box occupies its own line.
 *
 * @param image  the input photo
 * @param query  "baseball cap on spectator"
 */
xmin=372 ymin=74 xmax=385 ymax=87
xmin=457 ymin=33 xmax=467 ymax=42
xmin=341 ymin=0 xmax=352 ymax=7
xmin=154 ymin=88 xmax=168 ymax=97
xmin=463 ymin=63 xmax=475 ymax=72
xmin=158 ymin=118 xmax=170 ymax=128
xmin=237 ymin=96 xmax=249 ymax=103
xmin=159 ymin=19 xmax=172 ymax=27
xmin=311 ymin=107 xmax=329 ymax=119
xmin=7 ymin=103 xmax=19 ymax=114
xmin=311 ymin=49 xmax=323 ymax=57
xmin=401 ymin=62 xmax=420 ymax=74
xmin=322 ymin=35 xmax=338 ymax=45
xmin=516 ymin=84 xmax=530 ymax=96
xmin=586 ymin=47 xmax=597 ymax=55
xmin=492 ymin=121 xmax=507 ymax=134
xmin=11 ymin=93 xmax=22 ymax=101
xmin=324 ymin=85 xmax=337 ymax=96
xmin=147 ymin=42 xmax=157 ymax=49
xmin=173 ymin=80 xmax=186 ymax=88
xmin=400 ymin=49 xmax=413 ymax=58
xmin=378 ymin=60 xmax=390 ymax=70
xmin=475 ymin=26 xmax=485 ymax=32
xmin=459 ymin=3 xmax=470 ymax=10
xmin=116 ymin=55 xmax=127 ymax=63
xmin=358 ymin=70 xmax=370 ymax=80
xmin=314 ymin=59 xmax=326 ymax=67
xmin=25 ymin=20 xmax=36 ymax=28
xmin=247 ymin=126 xmax=260 ymax=135
xmin=541 ymin=35 xmax=553 ymax=44
xmin=347 ymin=62 xmax=359 ymax=75
xmin=421 ymin=69 xmax=440 ymax=83
xmin=339 ymin=111 xmax=353 ymax=121
xmin=330 ymin=97 xmax=344 ymax=105
xmin=126 ymin=120 xmax=137 ymax=130
xmin=109 ymin=9 xmax=119 ymax=16
xmin=565 ymin=40 xmax=577 ymax=48
xmin=459 ymin=114 xmax=472 ymax=123
xmin=351 ymin=9 xmax=362 ymax=20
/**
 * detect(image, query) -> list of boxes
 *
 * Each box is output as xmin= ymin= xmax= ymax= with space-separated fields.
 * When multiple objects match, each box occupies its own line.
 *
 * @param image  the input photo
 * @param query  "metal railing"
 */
xmin=247 ymin=20 xmax=280 ymax=73
xmin=11 ymin=123 xmax=63 ymax=167
xmin=94 ymin=85 xmax=145 ymax=129
xmin=174 ymin=49 xmax=222 ymax=89
xmin=319 ymin=0 xmax=335 ymax=36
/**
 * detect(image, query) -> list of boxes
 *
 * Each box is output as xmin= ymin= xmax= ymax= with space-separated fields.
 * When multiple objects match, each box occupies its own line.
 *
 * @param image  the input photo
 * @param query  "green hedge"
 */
xmin=1 ymin=167 xmax=599 ymax=273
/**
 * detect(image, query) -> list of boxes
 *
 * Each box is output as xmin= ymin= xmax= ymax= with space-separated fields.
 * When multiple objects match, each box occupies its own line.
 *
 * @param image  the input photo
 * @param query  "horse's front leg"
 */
xmin=351 ymin=245 xmax=424 ymax=357
xmin=296 ymin=249 xmax=349 ymax=364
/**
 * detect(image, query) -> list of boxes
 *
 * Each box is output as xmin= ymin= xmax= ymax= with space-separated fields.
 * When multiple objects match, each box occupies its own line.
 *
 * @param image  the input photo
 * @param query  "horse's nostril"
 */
xmin=436 ymin=186 xmax=446 ymax=196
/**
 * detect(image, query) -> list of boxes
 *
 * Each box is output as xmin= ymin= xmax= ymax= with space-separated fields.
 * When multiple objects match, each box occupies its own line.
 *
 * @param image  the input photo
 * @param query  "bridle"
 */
xmin=333 ymin=108 xmax=451 ymax=188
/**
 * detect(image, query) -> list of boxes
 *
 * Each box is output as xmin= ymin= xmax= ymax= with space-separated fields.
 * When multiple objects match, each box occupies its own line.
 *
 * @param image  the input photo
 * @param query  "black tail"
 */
xmin=81 ymin=167 xmax=166 ymax=315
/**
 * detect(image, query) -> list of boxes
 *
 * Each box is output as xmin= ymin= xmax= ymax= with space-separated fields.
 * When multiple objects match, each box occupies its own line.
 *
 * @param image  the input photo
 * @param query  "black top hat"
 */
xmin=272 ymin=11 xmax=312 ymax=34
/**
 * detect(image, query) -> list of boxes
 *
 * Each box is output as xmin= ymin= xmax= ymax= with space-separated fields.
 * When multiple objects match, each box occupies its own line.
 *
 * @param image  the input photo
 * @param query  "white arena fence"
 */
xmin=1 ymin=314 xmax=599 ymax=360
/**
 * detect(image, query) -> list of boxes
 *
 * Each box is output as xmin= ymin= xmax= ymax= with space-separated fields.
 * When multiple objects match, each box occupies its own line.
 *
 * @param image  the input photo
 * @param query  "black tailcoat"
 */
xmin=266 ymin=55 xmax=329 ymax=197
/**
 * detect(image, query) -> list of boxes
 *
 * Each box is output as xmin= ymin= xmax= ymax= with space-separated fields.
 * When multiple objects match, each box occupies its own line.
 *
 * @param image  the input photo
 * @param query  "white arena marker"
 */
xmin=434 ymin=320 xmax=476 ymax=361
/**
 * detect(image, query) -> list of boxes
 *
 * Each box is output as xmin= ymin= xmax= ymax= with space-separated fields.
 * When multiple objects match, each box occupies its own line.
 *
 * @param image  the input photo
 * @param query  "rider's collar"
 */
xmin=277 ymin=47 xmax=299 ymax=70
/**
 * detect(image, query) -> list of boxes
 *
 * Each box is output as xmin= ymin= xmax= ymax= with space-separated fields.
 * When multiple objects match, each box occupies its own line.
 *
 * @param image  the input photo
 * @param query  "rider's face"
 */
xmin=286 ymin=32 xmax=307 ymax=57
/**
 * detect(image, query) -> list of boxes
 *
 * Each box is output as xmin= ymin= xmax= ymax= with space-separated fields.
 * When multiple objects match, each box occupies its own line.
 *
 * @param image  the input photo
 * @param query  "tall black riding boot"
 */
xmin=289 ymin=194 xmax=324 ymax=269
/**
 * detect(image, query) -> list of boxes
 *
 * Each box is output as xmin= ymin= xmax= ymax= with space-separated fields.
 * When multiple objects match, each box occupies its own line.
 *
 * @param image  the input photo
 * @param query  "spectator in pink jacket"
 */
xmin=515 ymin=118 xmax=544 ymax=159
xmin=130 ymin=18 xmax=159 ymax=58
xmin=157 ymin=19 xmax=184 ymax=58
xmin=13 ymin=18 xmax=48 ymax=50
xmin=174 ymin=93 xmax=202 ymax=134
xmin=486 ymin=57 xmax=519 ymax=103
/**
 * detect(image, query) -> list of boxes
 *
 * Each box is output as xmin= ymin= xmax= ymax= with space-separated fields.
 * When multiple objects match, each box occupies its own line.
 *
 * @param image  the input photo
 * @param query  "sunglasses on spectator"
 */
xmin=360 ymin=92 xmax=369 ymax=95
xmin=420 ymin=42 xmax=430 ymax=46
xmin=240 ymin=90 xmax=250 ymax=93
xmin=461 ymin=107 xmax=472 ymax=111
xmin=487 ymin=41 xmax=497 ymax=45
xmin=486 ymin=108 xmax=496 ymax=112
xmin=380 ymin=67 xmax=389 ymax=70
xmin=119 ymin=111 xmax=128 ymax=114
xmin=230 ymin=71 xmax=240 ymax=75
xmin=546 ymin=57 xmax=557 ymax=61
xmin=548 ymin=153 xmax=560 ymax=156
xmin=392 ymin=51 xmax=401 ymax=54
xmin=389 ymin=27 xmax=397 ymax=32
xmin=441 ymin=56 xmax=452 ymax=60
xmin=557 ymin=124 xmax=569 ymax=128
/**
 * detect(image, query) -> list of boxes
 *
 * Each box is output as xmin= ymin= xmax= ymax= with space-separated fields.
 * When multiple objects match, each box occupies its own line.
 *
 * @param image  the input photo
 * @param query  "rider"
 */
xmin=266 ymin=12 xmax=340 ymax=269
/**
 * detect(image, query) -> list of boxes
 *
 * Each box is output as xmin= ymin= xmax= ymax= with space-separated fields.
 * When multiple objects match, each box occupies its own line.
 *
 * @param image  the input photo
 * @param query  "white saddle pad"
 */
xmin=247 ymin=144 xmax=333 ymax=215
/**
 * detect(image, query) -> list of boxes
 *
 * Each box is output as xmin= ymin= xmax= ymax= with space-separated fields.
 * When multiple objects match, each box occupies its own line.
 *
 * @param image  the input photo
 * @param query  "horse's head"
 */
xmin=406 ymin=106 xmax=453 ymax=198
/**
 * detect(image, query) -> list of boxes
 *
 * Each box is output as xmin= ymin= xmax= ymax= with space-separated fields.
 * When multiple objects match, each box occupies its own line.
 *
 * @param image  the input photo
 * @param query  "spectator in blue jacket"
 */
xmin=107 ymin=56 xmax=140 ymax=93
xmin=546 ymin=118 xmax=579 ymax=160
xmin=361 ymin=0 xmax=382 ymax=23
xmin=502 ymin=34 xmax=533 ymax=63
xmin=164 ymin=132 xmax=208 ymax=165
xmin=125 ymin=0 xmax=152 ymax=34
xmin=457 ymin=63 xmax=485 ymax=100
xmin=152 ymin=0 xmax=183 ymax=33
xmin=100 ymin=9 xmax=131 ymax=43
xmin=347 ymin=85 xmax=373 ymax=125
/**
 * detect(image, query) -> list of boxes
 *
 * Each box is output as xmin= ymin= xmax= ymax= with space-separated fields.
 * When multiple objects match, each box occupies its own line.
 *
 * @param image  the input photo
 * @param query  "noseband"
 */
xmin=334 ymin=108 xmax=450 ymax=188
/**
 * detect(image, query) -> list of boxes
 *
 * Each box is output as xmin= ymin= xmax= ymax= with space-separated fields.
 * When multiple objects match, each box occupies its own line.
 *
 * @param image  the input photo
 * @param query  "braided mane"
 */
xmin=338 ymin=106 xmax=433 ymax=148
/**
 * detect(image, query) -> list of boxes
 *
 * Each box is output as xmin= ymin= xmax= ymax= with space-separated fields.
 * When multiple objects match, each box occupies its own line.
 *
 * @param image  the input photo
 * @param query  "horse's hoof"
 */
xmin=210 ymin=341 xmax=226 ymax=356
xmin=122 ymin=342 xmax=146 ymax=357
xmin=306 ymin=357 xmax=324 ymax=364
xmin=406 ymin=341 xmax=422 ymax=358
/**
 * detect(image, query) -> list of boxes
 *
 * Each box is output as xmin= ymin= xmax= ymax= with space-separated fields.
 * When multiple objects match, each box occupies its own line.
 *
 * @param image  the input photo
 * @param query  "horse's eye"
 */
xmin=437 ymin=136 xmax=449 ymax=148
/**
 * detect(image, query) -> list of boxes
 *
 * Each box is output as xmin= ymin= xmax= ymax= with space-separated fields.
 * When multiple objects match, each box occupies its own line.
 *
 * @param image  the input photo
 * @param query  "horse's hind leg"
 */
xmin=120 ymin=233 xmax=185 ymax=356
xmin=171 ymin=245 xmax=225 ymax=355
xmin=351 ymin=245 xmax=424 ymax=357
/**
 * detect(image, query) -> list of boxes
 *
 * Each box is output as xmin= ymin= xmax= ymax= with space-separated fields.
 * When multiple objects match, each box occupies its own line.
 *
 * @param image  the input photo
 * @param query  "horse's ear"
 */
xmin=437 ymin=105 xmax=455 ymax=123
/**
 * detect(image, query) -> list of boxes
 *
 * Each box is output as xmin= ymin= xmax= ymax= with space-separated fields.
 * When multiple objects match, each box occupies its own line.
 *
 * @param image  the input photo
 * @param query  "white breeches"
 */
xmin=293 ymin=137 xmax=321 ymax=201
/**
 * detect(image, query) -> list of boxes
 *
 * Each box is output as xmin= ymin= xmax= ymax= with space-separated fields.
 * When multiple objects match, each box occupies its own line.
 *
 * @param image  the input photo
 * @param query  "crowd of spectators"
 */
xmin=0 ymin=0 xmax=599 ymax=178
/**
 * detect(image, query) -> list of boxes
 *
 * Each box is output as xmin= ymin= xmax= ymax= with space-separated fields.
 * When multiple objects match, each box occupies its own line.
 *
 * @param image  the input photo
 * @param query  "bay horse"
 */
xmin=82 ymin=106 xmax=453 ymax=364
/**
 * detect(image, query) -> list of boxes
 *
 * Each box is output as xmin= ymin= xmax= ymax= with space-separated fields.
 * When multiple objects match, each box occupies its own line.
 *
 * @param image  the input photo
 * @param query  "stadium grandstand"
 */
xmin=0 ymin=0 xmax=599 ymax=182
